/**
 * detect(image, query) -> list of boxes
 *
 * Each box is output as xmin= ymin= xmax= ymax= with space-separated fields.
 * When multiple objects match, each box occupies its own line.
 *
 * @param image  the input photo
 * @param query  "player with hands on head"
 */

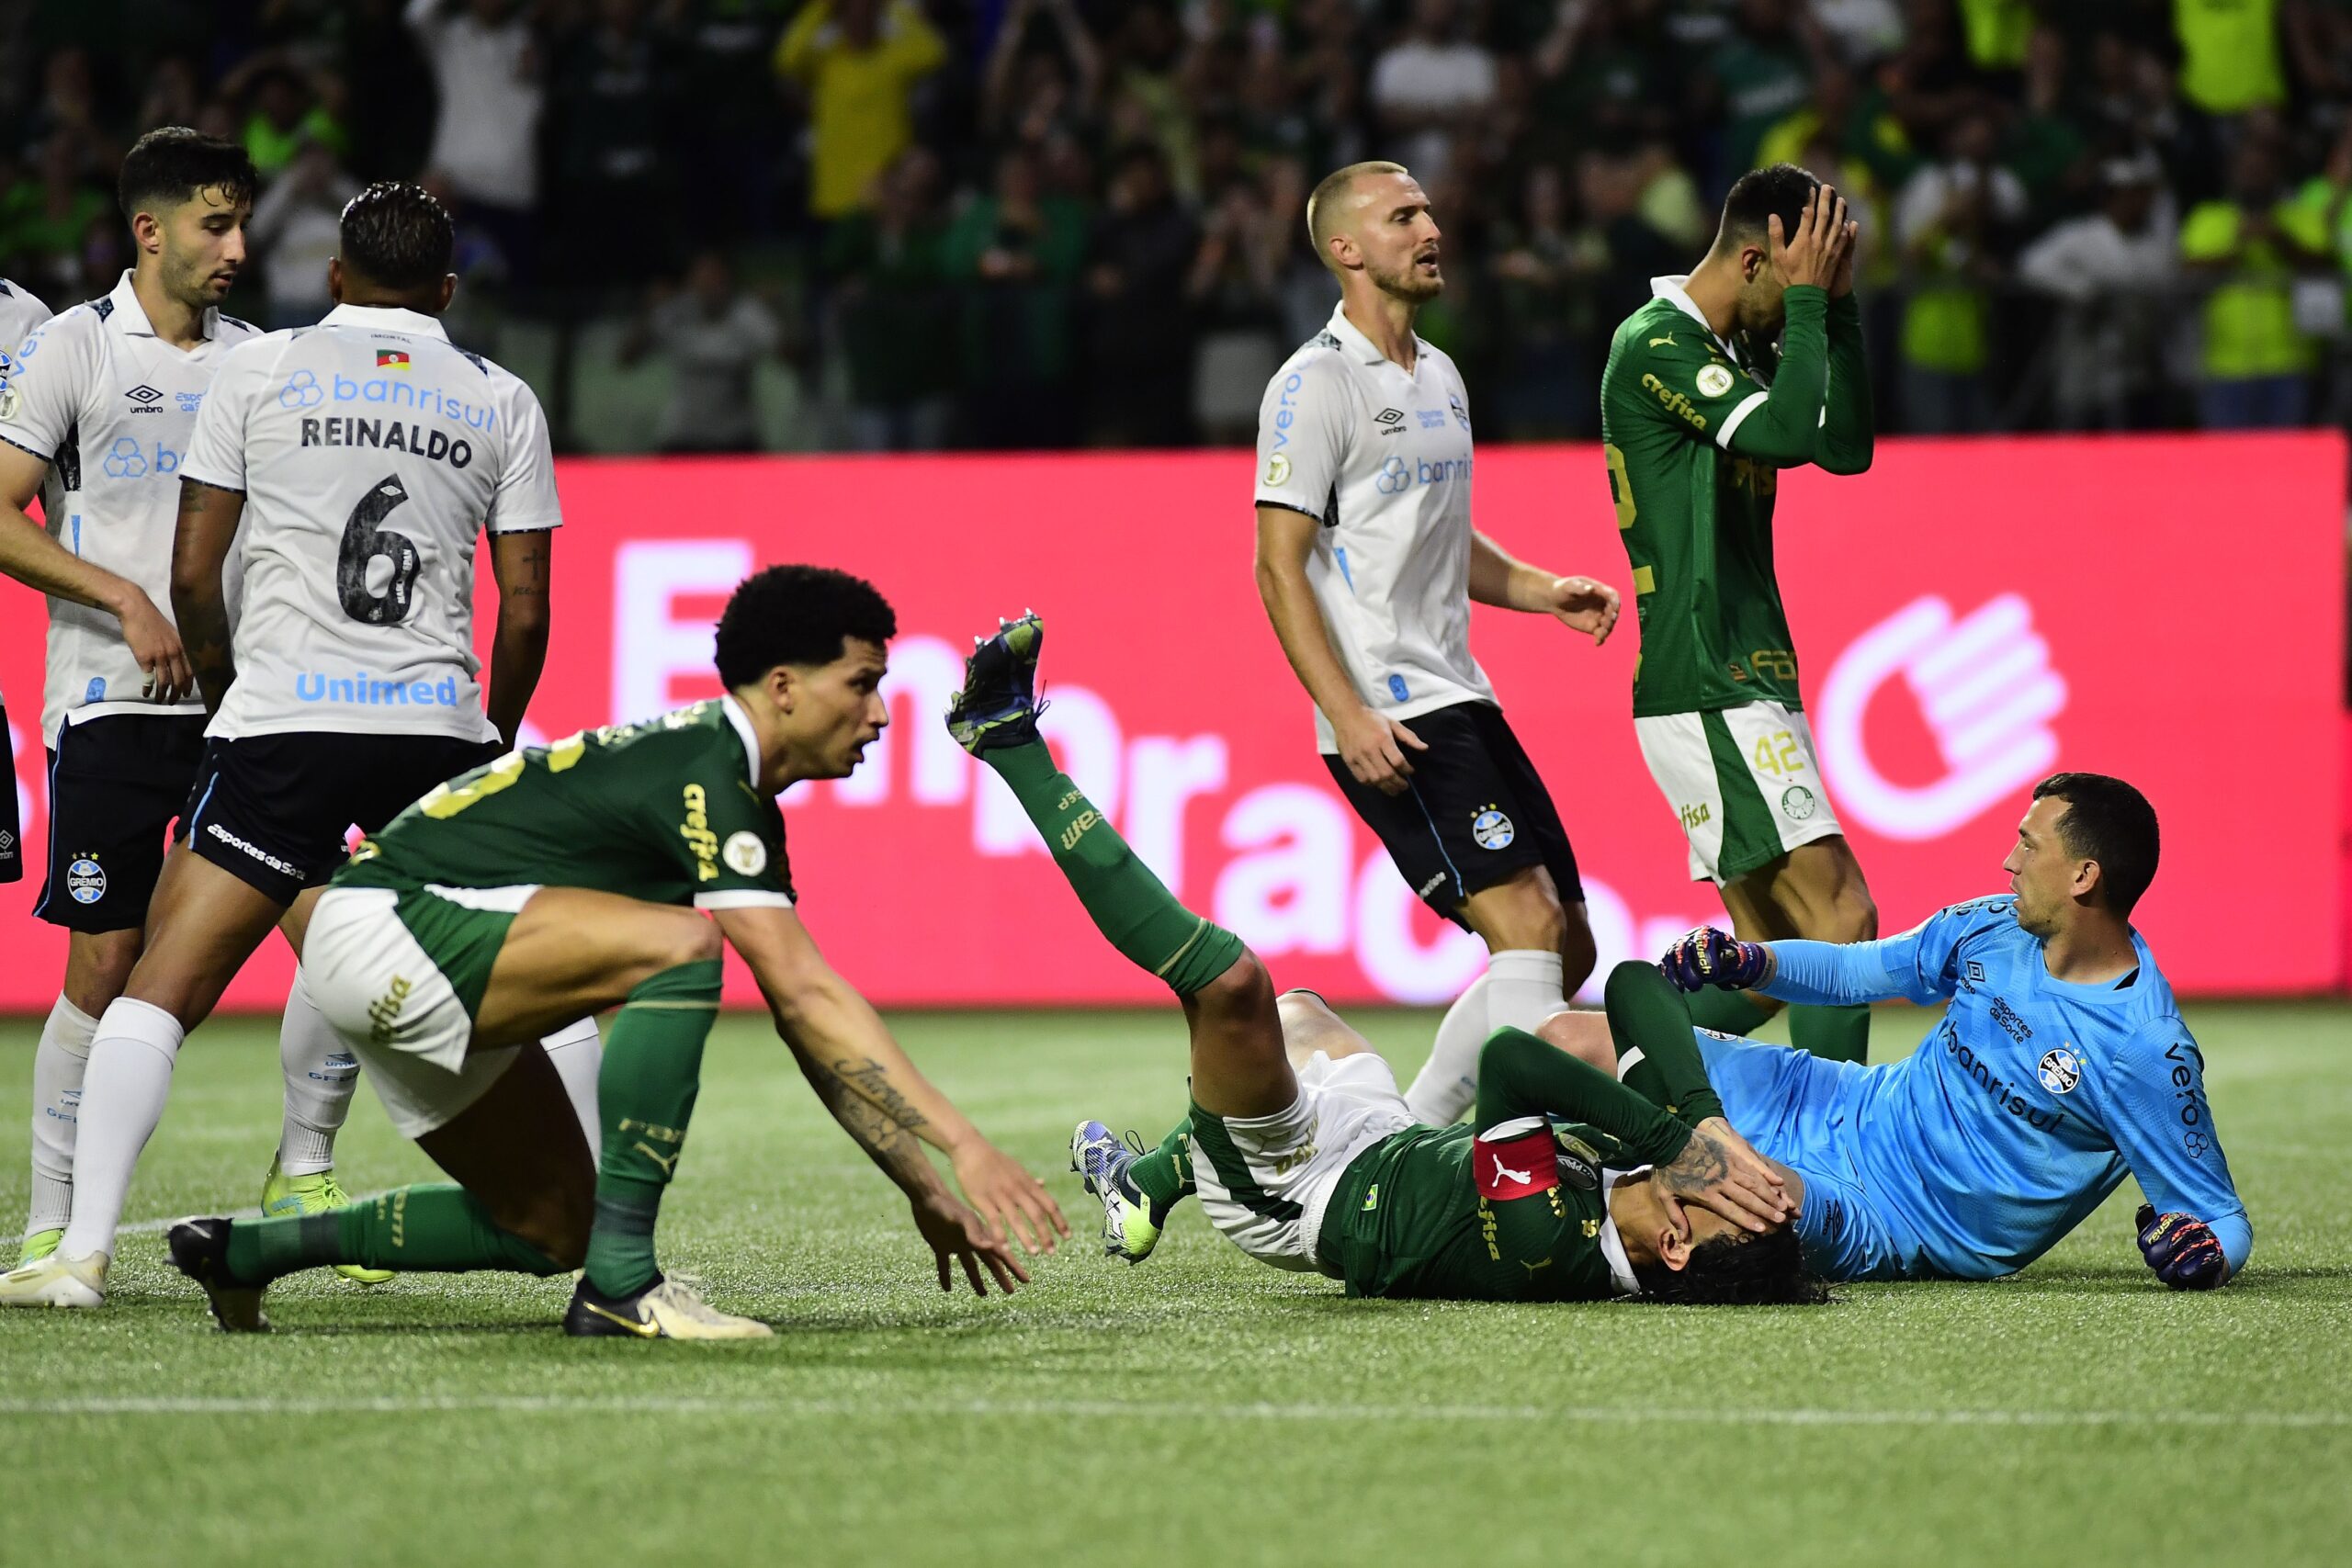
xmin=1252 ymin=159 xmax=1623 ymax=1130
xmin=1653 ymin=773 xmax=2249 ymax=1289
xmin=1599 ymin=165 xmax=1879 ymax=1071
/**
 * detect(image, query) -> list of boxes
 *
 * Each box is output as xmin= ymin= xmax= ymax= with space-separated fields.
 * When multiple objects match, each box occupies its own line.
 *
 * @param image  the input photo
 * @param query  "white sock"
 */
xmin=540 ymin=1015 xmax=604 ymax=1160
xmin=56 ymin=998 xmax=184 ymax=1260
xmin=277 ymin=967 xmax=358 ymax=1177
xmin=26 ymin=996 xmax=98 ymax=1237
xmin=1404 ymin=972 xmax=1490 ymax=1126
xmin=1485 ymin=948 xmax=1567 ymax=1037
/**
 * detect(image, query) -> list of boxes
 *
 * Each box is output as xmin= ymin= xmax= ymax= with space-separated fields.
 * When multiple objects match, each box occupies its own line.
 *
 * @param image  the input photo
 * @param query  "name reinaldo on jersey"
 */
xmin=180 ymin=303 xmax=562 ymax=744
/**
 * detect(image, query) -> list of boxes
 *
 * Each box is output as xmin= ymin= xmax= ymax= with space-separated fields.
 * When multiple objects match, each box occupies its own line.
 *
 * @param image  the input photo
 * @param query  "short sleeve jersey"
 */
xmin=1599 ymin=276 xmax=1802 ymax=717
xmin=181 ymin=301 xmax=561 ymax=741
xmin=1253 ymin=301 xmax=1497 ymax=752
xmin=0 ymin=272 xmax=262 ymax=742
xmin=0 ymin=277 xmax=50 ymax=718
xmin=1317 ymin=1122 xmax=1626 ymax=1302
xmin=336 ymin=698 xmax=794 ymax=912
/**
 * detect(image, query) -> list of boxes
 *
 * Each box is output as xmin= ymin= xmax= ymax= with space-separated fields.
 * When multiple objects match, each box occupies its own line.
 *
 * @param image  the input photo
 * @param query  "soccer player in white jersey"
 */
xmin=1252 ymin=161 xmax=1623 ymax=1126
xmin=0 ymin=180 xmax=586 ymax=1309
xmin=0 ymin=132 xmax=377 ymax=1283
xmin=0 ymin=274 xmax=53 ymax=892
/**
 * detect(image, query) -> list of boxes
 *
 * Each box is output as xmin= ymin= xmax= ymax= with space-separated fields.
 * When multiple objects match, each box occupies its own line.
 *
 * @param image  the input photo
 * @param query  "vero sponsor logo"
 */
xmin=1815 ymin=594 xmax=2066 ymax=841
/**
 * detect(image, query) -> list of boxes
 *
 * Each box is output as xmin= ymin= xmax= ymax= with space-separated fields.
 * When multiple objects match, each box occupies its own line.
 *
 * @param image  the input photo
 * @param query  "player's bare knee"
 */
xmin=1537 ymin=1009 xmax=1615 ymax=1073
xmin=1193 ymin=949 xmax=1278 ymax=1031
xmin=659 ymin=913 xmax=723 ymax=973
xmin=1468 ymin=871 xmax=1564 ymax=953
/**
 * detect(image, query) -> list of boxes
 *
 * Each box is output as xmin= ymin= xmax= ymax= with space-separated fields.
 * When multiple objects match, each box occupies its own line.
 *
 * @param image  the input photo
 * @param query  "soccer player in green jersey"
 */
xmin=1598 ymin=166 xmax=1880 ymax=1064
xmin=167 ymin=566 xmax=1066 ymax=1338
xmin=947 ymin=613 xmax=1816 ymax=1306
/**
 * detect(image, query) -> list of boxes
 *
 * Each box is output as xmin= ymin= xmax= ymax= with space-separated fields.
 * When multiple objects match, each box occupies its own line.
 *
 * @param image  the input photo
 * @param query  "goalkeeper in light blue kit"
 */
xmin=1655 ymin=773 xmax=2247 ymax=1290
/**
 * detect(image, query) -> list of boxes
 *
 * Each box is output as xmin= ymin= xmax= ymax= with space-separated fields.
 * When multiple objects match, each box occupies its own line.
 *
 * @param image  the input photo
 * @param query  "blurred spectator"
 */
xmin=1370 ymin=0 xmax=1498 ymax=188
xmin=1083 ymin=143 xmax=1200 ymax=446
xmin=249 ymin=139 xmax=361 ymax=329
xmin=982 ymin=0 xmax=1103 ymax=153
xmin=942 ymin=147 xmax=1088 ymax=448
xmin=1894 ymin=109 xmax=2025 ymax=433
xmin=2176 ymin=0 xmax=2287 ymax=117
xmin=221 ymin=57 xmax=348 ymax=180
xmin=1533 ymin=0 xmax=1679 ymax=159
xmin=549 ymin=0 xmax=682 ymax=292
xmin=1705 ymin=0 xmax=1824 ymax=185
xmin=620 ymin=251 xmax=787 ymax=454
xmin=408 ymin=0 xmax=545 ymax=283
xmin=1485 ymin=161 xmax=1600 ymax=438
xmin=1954 ymin=0 xmax=2032 ymax=70
xmin=1 ymin=131 xmax=110 ymax=299
xmin=823 ymin=146 xmax=955 ymax=451
xmin=136 ymin=57 xmax=204 ymax=135
xmin=2016 ymin=155 xmax=2178 ymax=429
xmin=2181 ymin=130 xmax=2332 ymax=429
xmin=775 ymin=0 xmax=946 ymax=221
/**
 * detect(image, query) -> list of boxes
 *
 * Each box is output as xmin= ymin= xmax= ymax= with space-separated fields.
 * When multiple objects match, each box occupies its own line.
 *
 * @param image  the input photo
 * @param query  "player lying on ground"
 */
xmin=166 ymin=566 xmax=1065 ymax=1337
xmin=948 ymin=613 xmax=1816 ymax=1304
xmin=1560 ymin=774 xmax=2248 ymax=1289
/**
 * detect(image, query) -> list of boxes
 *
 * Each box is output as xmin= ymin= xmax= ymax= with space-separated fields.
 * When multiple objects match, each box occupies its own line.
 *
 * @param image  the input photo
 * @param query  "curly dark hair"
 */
xmin=715 ymin=564 xmax=897 ymax=688
xmin=1717 ymin=162 xmax=1820 ymax=249
xmin=338 ymin=182 xmax=455 ymax=291
xmin=1633 ymin=1223 xmax=1833 ymax=1306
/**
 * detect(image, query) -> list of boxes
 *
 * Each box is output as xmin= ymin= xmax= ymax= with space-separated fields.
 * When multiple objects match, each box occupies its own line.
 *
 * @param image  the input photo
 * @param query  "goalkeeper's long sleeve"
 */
xmin=1721 ymin=285 xmax=1829 ymax=466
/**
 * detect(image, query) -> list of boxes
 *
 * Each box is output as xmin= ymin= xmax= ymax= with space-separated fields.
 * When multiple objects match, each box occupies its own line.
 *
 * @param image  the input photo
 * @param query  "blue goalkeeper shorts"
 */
xmin=1696 ymin=1031 xmax=1920 ymax=1282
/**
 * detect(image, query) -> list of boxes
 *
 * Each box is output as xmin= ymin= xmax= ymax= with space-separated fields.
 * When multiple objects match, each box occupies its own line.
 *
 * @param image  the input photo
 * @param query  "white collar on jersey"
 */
xmin=1648 ymin=276 xmax=1743 ymax=366
xmin=1322 ymin=299 xmax=1421 ymax=369
xmin=105 ymin=270 xmax=221 ymax=342
xmin=1598 ymin=1168 xmax=1648 ymax=1298
xmin=318 ymin=301 xmax=452 ymax=341
xmin=719 ymin=694 xmax=764 ymax=793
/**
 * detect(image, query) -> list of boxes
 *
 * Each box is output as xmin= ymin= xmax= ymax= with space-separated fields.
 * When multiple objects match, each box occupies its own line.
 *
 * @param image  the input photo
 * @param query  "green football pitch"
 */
xmin=0 ymin=999 xmax=2344 ymax=1567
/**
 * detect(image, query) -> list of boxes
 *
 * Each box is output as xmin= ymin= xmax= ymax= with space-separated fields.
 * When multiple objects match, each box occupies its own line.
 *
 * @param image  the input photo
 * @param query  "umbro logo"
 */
xmin=1374 ymin=407 xmax=1406 ymax=435
xmin=126 ymin=385 xmax=161 ymax=404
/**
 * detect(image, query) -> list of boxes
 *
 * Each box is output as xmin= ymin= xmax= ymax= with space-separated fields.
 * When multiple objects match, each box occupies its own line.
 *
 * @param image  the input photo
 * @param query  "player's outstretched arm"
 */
xmin=170 ymin=477 xmax=247 ymax=720
xmin=717 ymin=904 xmax=1069 ymax=1262
xmin=2109 ymin=1023 xmax=2251 ymax=1290
xmin=1664 ymin=908 xmax=1970 ymax=1009
xmin=0 ymin=442 xmax=195 ymax=702
xmin=485 ymin=528 xmax=553 ymax=750
xmin=1467 ymin=530 xmax=1621 ymax=645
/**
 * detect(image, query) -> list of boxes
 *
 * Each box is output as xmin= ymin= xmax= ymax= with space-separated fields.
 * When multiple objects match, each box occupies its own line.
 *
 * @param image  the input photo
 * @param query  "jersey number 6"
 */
xmin=336 ymin=472 xmax=423 ymax=625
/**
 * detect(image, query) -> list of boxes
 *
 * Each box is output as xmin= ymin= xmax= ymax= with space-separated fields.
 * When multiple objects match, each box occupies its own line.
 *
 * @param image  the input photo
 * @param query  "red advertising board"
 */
xmin=3 ymin=434 xmax=2343 ymax=1010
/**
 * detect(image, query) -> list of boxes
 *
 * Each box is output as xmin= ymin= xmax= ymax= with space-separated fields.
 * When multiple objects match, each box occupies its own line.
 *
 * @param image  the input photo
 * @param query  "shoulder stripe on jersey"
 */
xmin=1257 ymin=499 xmax=1325 ymax=526
xmin=0 ymin=281 xmax=12 ymax=297
xmin=0 ymin=430 xmax=51 ymax=467
xmin=219 ymin=314 xmax=256 ymax=333
xmin=458 ymin=348 xmax=489 ymax=375
xmin=86 ymin=297 xmax=113 ymax=321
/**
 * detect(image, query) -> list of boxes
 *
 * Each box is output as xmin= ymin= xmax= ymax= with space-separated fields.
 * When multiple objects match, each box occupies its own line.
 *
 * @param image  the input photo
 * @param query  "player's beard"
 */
xmin=1371 ymin=253 xmax=1444 ymax=304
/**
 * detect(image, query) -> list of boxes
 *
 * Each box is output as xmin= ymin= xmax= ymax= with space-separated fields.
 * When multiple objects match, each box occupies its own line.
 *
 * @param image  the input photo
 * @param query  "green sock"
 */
xmin=223 ymin=1184 xmax=563 ymax=1284
xmin=1791 ymin=1002 xmax=1871 ymax=1064
xmin=982 ymin=739 xmax=1246 ymax=996
xmin=1684 ymin=987 xmax=1773 ymax=1038
xmin=582 ymin=957 xmax=721 ymax=1298
xmin=1603 ymin=961 xmax=1725 ymax=1123
xmin=1127 ymin=1118 xmax=1195 ymax=1219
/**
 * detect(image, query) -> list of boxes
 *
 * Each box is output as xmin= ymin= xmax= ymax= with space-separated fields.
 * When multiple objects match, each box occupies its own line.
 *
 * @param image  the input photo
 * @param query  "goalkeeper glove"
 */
xmin=1660 ymin=927 xmax=1769 ymax=992
xmin=2134 ymin=1203 xmax=2228 ymax=1291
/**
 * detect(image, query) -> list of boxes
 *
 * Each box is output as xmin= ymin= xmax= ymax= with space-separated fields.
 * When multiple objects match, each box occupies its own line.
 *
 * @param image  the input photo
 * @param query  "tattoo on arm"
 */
xmin=174 ymin=479 xmax=242 ymax=708
xmin=1657 ymin=1128 xmax=1731 ymax=1200
xmin=801 ymin=1054 xmax=933 ymax=1192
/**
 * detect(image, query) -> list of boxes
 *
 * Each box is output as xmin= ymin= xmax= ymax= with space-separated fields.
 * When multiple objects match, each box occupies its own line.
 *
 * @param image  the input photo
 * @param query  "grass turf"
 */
xmin=0 ymin=999 xmax=2344 ymax=1567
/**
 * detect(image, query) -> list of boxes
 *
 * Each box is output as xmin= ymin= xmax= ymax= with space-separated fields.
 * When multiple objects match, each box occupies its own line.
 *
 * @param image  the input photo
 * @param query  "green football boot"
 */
xmin=17 ymin=1228 xmax=62 ymax=1267
xmin=261 ymin=1158 xmax=392 ymax=1285
xmin=1070 ymin=1121 xmax=1163 ymax=1264
xmin=945 ymin=612 xmax=1045 ymax=755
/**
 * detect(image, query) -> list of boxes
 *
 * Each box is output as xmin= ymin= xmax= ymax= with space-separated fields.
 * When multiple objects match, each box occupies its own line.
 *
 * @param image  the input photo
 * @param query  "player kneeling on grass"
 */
xmin=949 ymin=614 xmax=1820 ymax=1304
xmin=1567 ymin=774 xmax=2247 ymax=1290
xmin=169 ymin=566 xmax=1065 ymax=1337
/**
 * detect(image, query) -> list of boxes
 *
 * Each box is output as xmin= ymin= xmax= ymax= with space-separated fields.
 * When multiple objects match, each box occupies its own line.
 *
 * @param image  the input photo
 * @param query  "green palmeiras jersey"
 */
xmin=1598 ymin=276 xmax=1872 ymax=717
xmin=337 ymin=697 xmax=794 ymax=910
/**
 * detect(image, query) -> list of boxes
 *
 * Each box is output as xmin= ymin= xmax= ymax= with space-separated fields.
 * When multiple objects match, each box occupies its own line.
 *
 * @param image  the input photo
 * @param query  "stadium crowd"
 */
xmin=3 ymin=0 xmax=2351 ymax=449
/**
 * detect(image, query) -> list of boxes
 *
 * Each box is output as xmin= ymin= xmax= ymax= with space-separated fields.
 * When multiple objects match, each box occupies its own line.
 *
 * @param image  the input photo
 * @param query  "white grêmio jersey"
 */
xmin=0 ymin=272 xmax=262 ymax=743
xmin=1252 ymin=299 xmax=1496 ymax=754
xmin=0 ymin=277 xmax=51 ymax=722
xmin=180 ymin=301 xmax=560 ymax=742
